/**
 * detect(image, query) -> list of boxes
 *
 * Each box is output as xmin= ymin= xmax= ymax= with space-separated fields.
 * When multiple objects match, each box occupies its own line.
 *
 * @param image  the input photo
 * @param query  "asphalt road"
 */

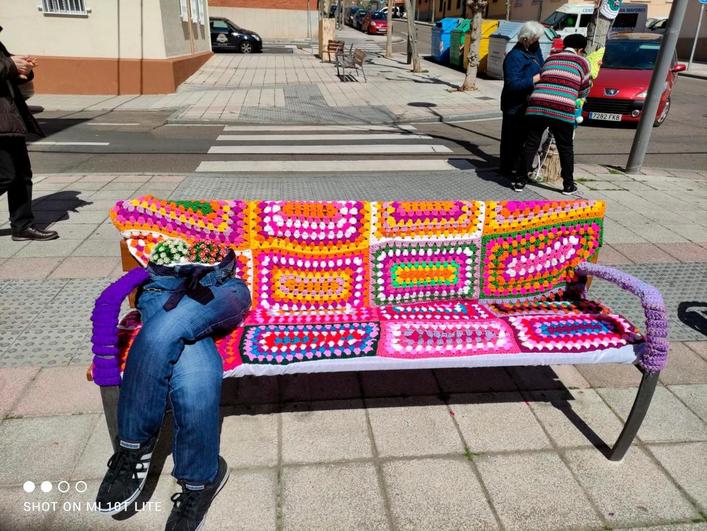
xmin=27 ymin=74 xmax=706 ymax=174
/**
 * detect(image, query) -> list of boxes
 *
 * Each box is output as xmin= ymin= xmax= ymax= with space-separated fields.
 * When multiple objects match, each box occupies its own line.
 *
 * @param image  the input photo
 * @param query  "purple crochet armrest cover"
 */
xmin=575 ymin=262 xmax=669 ymax=373
xmin=91 ymin=268 xmax=149 ymax=386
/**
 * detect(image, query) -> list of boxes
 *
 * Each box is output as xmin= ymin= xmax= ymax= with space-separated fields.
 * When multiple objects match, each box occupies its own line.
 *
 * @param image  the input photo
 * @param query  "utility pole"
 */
xmin=586 ymin=0 xmax=623 ymax=54
xmin=386 ymin=0 xmax=394 ymax=57
xmin=626 ymin=0 xmax=689 ymax=174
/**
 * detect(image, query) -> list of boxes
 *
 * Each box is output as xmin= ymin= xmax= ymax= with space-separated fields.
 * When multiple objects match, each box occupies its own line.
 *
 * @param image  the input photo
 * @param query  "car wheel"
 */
xmin=240 ymin=41 xmax=253 ymax=54
xmin=653 ymin=97 xmax=670 ymax=127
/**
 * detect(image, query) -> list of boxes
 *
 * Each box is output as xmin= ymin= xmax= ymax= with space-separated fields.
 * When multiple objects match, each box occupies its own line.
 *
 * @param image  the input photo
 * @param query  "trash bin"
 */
xmin=462 ymin=19 xmax=500 ymax=73
xmin=486 ymin=20 xmax=555 ymax=79
xmin=449 ymin=19 xmax=471 ymax=69
xmin=431 ymin=17 xmax=461 ymax=64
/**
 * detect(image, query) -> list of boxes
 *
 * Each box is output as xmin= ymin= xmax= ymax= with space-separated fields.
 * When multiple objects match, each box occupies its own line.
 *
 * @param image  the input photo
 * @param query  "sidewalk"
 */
xmin=29 ymin=28 xmax=502 ymax=125
xmin=0 ymin=164 xmax=705 ymax=529
xmin=681 ymin=60 xmax=707 ymax=80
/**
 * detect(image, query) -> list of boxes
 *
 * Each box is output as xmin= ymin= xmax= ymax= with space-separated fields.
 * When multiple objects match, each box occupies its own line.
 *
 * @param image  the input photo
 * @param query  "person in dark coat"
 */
xmin=0 ymin=26 xmax=58 ymax=241
xmin=499 ymin=21 xmax=546 ymax=179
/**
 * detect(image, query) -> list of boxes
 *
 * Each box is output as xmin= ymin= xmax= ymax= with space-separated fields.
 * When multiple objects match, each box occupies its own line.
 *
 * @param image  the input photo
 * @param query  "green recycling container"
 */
xmin=450 ymin=19 xmax=471 ymax=69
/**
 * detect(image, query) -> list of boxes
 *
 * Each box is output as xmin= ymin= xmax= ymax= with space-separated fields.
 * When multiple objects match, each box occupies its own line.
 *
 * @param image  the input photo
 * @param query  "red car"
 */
xmin=362 ymin=11 xmax=388 ymax=35
xmin=582 ymin=33 xmax=686 ymax=127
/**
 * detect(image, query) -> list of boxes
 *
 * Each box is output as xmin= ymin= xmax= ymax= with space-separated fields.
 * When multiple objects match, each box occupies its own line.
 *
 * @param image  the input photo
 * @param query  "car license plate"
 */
xmin=589 ymin=112 xmax=622 ymax=122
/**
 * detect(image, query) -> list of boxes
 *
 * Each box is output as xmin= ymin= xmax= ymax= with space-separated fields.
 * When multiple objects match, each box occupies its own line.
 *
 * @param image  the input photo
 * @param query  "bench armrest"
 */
xmin=91 ymin=268 xmax=149 ymax=386
xmin=575 ymin=262 xmax=669 ymax=373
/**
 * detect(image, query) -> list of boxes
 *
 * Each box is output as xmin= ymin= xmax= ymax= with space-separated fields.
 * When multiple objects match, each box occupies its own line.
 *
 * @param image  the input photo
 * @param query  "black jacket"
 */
xmin=0 ymin=39 xmax=43 ymax=138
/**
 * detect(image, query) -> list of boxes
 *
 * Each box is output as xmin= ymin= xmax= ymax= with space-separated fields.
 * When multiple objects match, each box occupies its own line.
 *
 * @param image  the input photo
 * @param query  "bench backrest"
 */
xmin=111 ymin=198 xmax=604 ymax=308
xmin=328 ymin=40 xmax=344 ymax=52
xmin=353 ymin=49 xmax=366 ymax=65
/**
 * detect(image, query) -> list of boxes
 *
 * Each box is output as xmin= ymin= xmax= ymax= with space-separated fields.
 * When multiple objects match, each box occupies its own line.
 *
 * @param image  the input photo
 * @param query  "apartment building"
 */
xmin=0 ymin=0 xmax=212 ymax=94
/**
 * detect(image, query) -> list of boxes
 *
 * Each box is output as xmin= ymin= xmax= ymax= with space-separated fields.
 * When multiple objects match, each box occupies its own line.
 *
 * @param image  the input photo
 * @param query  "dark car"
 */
xmin=345 ymin=6 xmax=364 ymax=26
xmin=353 ymin=10 xmax=369 ymax=30
xmin=209 ymin=16 xmax=262 ymax=54
xmin=582 ymin=33 xmax=686 ymax=127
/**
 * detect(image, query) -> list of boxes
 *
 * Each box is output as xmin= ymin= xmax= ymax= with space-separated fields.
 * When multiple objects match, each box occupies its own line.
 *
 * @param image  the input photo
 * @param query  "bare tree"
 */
xmin=460 ymin=0 xmax=488 ymax=91
xmin=403 ymin=0 xmax=422 ymax=72
xmin=505 ymin=0 xmax=510 ymax=20
xmin=386 ymin=0 xmax=394 ymax=58
xmin=586 ymin=0 xmax=623 ymax=53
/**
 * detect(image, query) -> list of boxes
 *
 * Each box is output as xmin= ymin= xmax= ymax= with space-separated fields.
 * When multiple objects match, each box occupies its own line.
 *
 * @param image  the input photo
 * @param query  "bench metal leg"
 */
xmin=608 ymin=371 xmax=659 ymax=461
xmin=361 ymin=65 xmax=367 ymax=83
xmin=101 ymin=385 xmax=121 ymax=453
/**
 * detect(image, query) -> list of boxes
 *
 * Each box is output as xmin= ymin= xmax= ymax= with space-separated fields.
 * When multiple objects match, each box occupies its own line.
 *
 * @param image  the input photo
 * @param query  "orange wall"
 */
xmin=209 ymin=0 xmax=310 ymax=10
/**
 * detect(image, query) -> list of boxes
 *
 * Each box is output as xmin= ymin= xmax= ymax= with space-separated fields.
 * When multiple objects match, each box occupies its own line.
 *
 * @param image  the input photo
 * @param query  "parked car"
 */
xmin=209 ymin=16 xmax=262 ymax=54
xmin=647 ymin=17 xmax=668 ymax=33
xmin=362 ymin=11 xmax=388 ymax=34
xmin=353 ymin=10 xmax=369 ymax=30
xmin=378 ymin=6 xmax=402 ymax=18
xmin=582 ymin=33 xmax=686 ymax=127
xmin=345 ymin=6 xmax=364 ymax=26
xmin=329 ymin=4 xmax=338 ymax=18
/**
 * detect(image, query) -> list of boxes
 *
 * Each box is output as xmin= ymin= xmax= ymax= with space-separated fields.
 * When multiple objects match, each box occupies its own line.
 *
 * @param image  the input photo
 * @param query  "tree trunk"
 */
xmin=404 ymin=0 xmax=422 ymax=72
xmin=586 ymin=0 xmax=623 ymax=53
xmin=432 ymin=0 xmax=437 ymax=23
xmin=386 ymin=0 xmax=394 ymax=58
xmin=505 ymin=0 xmax=510 ymax=20
xmin=460 ymin=1 xmax=486 ymax=91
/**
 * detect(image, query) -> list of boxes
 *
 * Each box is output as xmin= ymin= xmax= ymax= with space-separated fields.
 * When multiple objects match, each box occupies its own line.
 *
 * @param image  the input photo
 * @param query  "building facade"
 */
xmin=208 ymin=0 xmax=319 ymax=40
xmin=0 ymin=0 xmax=212 ymax=94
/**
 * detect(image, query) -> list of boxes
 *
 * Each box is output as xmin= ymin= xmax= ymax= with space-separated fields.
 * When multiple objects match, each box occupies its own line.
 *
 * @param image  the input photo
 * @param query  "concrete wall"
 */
xmin=677 ymin=1 xmax=707 ymax=61
xmin=208 ymin=6 xmax=319 ymax=40
xmin=510 ymin=0 xmax=570 ymax=24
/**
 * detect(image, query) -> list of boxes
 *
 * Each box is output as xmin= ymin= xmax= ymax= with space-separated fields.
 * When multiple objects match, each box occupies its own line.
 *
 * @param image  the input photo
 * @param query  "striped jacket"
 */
xmin=526 ymin=50 xmax=591 ymax=124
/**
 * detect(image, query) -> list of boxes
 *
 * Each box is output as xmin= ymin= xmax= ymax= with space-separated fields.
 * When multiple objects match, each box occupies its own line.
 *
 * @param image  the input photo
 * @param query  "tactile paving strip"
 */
xmin=588 ymin=262 xmax=707 ymax=341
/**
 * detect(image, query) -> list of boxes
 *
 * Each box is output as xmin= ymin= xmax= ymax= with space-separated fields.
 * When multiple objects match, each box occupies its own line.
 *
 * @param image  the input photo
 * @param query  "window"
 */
xmin=179 ymin=0 xmax=189 ymax=22
xmin=579 ymin=14 xmax=592 ymax=27
xmin=190 ymin=0 xmax=206 ymax=25
xmin=613 ymin=13 xmax=639 ymax=29
xmin=41 ymin=0 xmax=88 ymax=15
xmin=211 ymin=20 xmax=230 ymax=32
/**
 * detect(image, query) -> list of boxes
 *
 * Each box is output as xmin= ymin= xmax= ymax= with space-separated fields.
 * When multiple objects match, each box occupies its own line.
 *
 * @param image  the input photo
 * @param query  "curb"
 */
xmin=680 ymin=71 xmax=707 ymax=81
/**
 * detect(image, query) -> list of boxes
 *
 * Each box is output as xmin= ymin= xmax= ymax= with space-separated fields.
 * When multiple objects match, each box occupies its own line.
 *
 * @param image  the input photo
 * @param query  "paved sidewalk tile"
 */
xmin=611 ymin=243 xmax=677 ymax=263
xmin=526 ymin=389 xmax=625 ymax=448
xmin=685 ymin=342 xmax=707 ymax=362
xmin=576 ymin=363 xmax=643 ymax=388
xmin=657 ymin=242 xmax=707 ymax=262
xmin=549 ymin=365 xmax=592 ymax=389
xmin=598 ymin=244 xmax=635 ymax=265
xmin=11 ymin=367 xmax=102 ymax=417
xmin=0 ymin=367 xmax=39 ymax=418
xmin=0 ymin=258 xmax=59 ymax=279
xmin=219 ymin=409 xmax=279 ymax=468
xmin=648 ymin=442 xmax=707 ymax=512
xmin=476 ymin=451 xmax=602 ymax=530
xmin=668 ymin=384 xmax=707 ymax=421
xmin=14 ymin=239 xmax=83 ymax=258
xmin=360 ymin=369 xmax=439 ymax=398
xmin=70 ymin=415 xmax=112 ymax=481
xmin=0 ymin=414 xmax=99 ymax=485
xmin=659 ymin=343 xmax=707 ymax=385
xmin=564 ymin=447 xmax=700 ymax=527
xmin=0 ymin=484 xmax=62 ymax=530
xmin=202 ymin=469 xmax=277 ymax=531
xmin=49 ymin=257 xmax=120 ymax=279
xmin=281 ymin=400 xmax=372 ymax=464
xmin=434 ymin=367 xmax=518 ymax=394
xmin=598 ymin=386 xmax=707 ymax=443
xmin=279 ymin=372 xmax=361 ymax=403
xmin=451 ymin=393 xmax=552 ymax=452
xmin=366 ymin=397 xmax=463 ymax=457
xmin=281 ymin=462 xmax=390 ymax=531
xmin=72 ymin=239 xmax=121 ymax=257
xmin=382 ymin=457 xmax=498 ymax=531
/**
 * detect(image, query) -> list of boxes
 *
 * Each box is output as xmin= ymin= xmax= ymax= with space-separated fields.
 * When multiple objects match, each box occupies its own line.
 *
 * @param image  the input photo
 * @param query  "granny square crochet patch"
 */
xmin=483 ymin=200 xmax=605 ymax=235
xmin=253 ymin=249 xmax=368 ymax=315
xmin=379 ymin=320 xmax=519 ymax=358
xmin=239 ymin=322 xmax=380 ymax=364
xmin=378 ymin=300 xmax=491 ymax=321
xmin=370 ymin=241 xmax=479 ymax=306
xmin=507 ymin=313 xmax=641 ymax=352
xmin=371 ymin=200 xmax=484 ymax=242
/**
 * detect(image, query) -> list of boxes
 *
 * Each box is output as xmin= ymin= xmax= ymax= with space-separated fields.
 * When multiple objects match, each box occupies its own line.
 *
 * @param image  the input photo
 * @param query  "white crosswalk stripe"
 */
xmin=197 ymin=124 xmax=468 ymax=173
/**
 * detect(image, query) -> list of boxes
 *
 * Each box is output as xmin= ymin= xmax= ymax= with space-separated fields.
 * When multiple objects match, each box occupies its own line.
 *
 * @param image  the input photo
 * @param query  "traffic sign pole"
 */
xmin=688 ymin=2 xmax=705 ymax=71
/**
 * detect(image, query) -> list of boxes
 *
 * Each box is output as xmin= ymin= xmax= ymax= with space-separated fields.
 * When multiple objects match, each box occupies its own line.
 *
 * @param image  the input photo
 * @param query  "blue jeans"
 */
xmin=117 ymin=257 xmax=251 ymax=486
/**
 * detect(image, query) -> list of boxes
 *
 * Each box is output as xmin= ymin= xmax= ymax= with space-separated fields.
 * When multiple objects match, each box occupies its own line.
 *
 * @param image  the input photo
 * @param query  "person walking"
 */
xmin=516 ymin=33 xmax=591 ymax=194
xmin=499 ymin=21 xmax=545 ymax=180
xmin=0 ymin=27 xmax=58 ymax=241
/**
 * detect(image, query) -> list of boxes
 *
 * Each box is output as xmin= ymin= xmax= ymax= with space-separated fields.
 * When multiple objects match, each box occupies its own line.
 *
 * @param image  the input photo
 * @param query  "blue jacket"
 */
xmin=500 ymin=44 xmax=544 ymax=116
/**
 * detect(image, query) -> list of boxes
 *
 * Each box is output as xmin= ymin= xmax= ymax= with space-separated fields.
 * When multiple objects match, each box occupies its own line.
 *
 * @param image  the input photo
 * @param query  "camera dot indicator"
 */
xmin=40 ymin=481 xmax=53 ymax=493
xmin=75 ymin=481 xmax=88 ymax=493
xmin=23 ymin=481 xmax=35 ymax=493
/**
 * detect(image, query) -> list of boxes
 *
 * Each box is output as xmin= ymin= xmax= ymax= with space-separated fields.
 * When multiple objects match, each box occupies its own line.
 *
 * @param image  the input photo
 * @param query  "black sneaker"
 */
xmin=165 ymin=456 xmax=230 ymax=531
xmin=11 ymin=226 xmax=59 ymax=241
xmin=562 ymin=184 xmax=579 ymax=195
xmin=512 ymin=181 xmax=526 ymax=192
xmin=95 ymin=438 xmax=155 ymax=515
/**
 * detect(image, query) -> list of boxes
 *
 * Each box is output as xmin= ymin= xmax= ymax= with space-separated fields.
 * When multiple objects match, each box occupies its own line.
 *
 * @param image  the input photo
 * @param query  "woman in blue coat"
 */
xmin=499 ymin=21 xmax=545 ymax=179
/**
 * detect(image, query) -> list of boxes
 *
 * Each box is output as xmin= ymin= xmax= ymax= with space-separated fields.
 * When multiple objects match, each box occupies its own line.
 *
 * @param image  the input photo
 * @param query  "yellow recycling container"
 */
xmin=463 ymin=19 xmax=500 ymax=73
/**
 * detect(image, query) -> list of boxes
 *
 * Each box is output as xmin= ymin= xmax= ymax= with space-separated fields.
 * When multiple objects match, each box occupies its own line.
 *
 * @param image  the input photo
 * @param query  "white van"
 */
xmin=543 ymin=3 xmax=648 ymax=39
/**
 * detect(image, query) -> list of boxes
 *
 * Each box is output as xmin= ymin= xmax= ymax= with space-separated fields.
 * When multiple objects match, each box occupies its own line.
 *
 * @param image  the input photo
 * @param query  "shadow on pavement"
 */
xmin=0 ymin=190 xmax=92 ymax=237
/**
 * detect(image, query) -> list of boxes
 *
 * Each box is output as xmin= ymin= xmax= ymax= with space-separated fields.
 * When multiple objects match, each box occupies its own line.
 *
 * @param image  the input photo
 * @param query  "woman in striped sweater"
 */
xmin=516 ymin=33 xmax=592 ymax=194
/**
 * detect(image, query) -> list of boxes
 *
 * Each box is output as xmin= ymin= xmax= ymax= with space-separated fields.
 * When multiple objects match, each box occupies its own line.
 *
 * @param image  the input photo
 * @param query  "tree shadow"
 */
xmin=0 ymin=190 xmax=92 ymax=237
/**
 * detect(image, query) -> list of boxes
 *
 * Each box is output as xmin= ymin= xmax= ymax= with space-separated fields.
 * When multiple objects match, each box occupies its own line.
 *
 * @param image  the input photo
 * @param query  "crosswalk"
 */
xmin=195 ymin=124 xmax=471 ymax=173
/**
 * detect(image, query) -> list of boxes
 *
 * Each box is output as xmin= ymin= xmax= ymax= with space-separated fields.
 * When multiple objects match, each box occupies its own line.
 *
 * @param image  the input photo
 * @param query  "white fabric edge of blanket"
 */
xmin=223 ymin=343 xmax=642 ymax=378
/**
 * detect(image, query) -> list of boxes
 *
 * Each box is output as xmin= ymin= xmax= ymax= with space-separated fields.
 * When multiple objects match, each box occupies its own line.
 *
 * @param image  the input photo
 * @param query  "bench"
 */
xmin=325 ymin=39 xmax=345 ymax=63
xmin=90 ymin=196 xmax=668 ymax=461
xmin=336 ymin=48 xmax=367 ymax=82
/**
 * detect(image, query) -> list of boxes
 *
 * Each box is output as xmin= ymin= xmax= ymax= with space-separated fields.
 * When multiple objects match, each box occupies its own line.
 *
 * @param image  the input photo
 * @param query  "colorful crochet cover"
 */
xmin=109 ymin=197 xmax=644 ymax=375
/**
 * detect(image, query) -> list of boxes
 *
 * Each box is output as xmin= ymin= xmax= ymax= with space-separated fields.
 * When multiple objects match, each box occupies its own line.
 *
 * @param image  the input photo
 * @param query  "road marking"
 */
xmin=196 ymin=159 xmax=472 ymax=173
xmin=163 ymin=123 xmax=226 ymax=127
xmin=216 ymin=133 xmax=432 ymax=141
xmin=207 ymin=144 xmax=452 ymax=154
xmin=31 ymin=141 xmax=110 ymax=146
xmin=86 ymin=122 xmax=140 ymax=126
xmin=222 ymin=124 xmax=417 ymax=132
xmin=445 ymin=117 xmax=503 ymax=123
